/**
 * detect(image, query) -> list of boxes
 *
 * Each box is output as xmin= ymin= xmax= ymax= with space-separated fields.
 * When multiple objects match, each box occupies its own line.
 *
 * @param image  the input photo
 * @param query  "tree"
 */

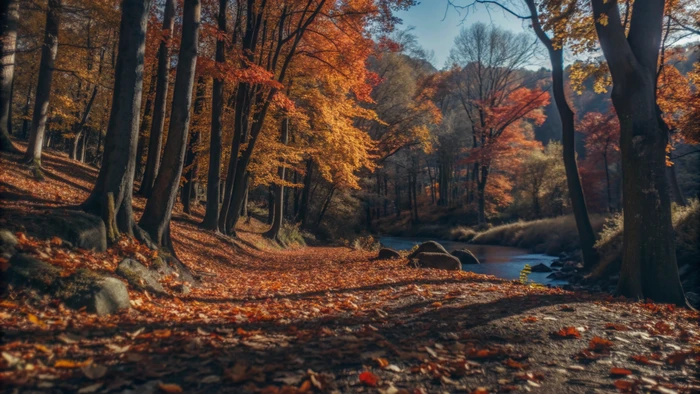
xmin=579 ymin=111 xmax=620 ymax=212
xmin=0 ymin=0 xmax=19 ymax=152
xmin=23 ymin=0 xmax=61 ymax=167
xmin=200 ymin=0 xmax=226 ymax=230
xmin=263 ymin=117 xmax=289 ymax=241
xmin=138 ymin=0 xmax=176 ymax=197
xmin=139 ymin=0 xmax=201 ymax=249
xmin=448 ymin=23 xmax=549 ymax=225
xmin=591 ymin=0 xmax=686 ymax=305
xmin=81 ymin=0 xmax=152 ymax=240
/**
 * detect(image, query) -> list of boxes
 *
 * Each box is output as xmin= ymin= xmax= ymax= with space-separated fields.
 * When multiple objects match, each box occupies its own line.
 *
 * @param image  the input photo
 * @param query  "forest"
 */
xmin=0 ymin=0 xmax=699 ymax=392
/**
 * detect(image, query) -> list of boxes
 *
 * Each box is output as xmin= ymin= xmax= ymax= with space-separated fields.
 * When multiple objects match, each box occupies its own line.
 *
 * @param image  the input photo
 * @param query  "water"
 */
xmin=379 ymin=237 xmax=566 ymax=286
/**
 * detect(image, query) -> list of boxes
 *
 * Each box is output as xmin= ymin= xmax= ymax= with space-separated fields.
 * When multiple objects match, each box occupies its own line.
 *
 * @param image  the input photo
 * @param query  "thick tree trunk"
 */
xmin=200 ymin=0 xmax=227 ymax=230
xmin=264 ymin=117 xmax=289 ymax=241
xmin=0 ymin=0 xmax=19 ymax=152
xmin=23 ymin=0 xmax=60 ymax=165
xmin=592 ymin=0 xmax=686 ymax=305
xmin=81 ymin=0 xmax=152 ymax=239
xmin=138 ymin=0 xmax=175 ymax=197
xmin=524 ymin=0 xmax=599 ymax=270
xmin=139 ymin=0 xmax=200 ymax=249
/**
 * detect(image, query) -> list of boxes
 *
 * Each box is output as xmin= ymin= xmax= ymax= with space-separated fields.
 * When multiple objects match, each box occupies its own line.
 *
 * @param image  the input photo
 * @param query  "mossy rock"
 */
xmin=117 ymin=258 xmax=166 ymax=294
xmin=3 ymin=254 xmax=61 ymax=292
xmin=59 ymin=269 xmax=129 ymax=316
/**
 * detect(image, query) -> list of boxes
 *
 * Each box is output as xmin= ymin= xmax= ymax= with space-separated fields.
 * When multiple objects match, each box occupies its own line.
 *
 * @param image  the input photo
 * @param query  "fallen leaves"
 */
xmin=609 ymin=367 xmax=633 ymax=377
xmin=359 ymin=371 xmax=379 ymax=387
xmin=158 ymin=383 xmax=183 ymax=393
xmin=588 ymin=336 xmax=614 ymax=352
xmin=54 ymin=359 xmax=93 ymax=368
xmin=551 ymin=326 xmax=580 ymax=339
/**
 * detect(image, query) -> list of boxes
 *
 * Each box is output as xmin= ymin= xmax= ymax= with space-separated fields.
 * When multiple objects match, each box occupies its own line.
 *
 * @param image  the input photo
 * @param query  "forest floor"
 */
xmin=1 ymin=148 xmax=699 ymax=394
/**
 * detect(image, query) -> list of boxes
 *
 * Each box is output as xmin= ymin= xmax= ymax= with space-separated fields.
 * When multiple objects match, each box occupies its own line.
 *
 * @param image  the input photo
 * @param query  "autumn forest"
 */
xmin=0 ymin=0 xmax=699 ymax=392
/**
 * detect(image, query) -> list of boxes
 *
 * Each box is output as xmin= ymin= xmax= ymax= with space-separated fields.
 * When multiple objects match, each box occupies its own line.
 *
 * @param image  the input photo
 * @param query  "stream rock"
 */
xmin=531 ymin=263 xmax=553 ymax=272
xmin=407 ymin=241 xmax=448 ymax=259
xmin=451 ymin=249 xmax=480 ymax=265
xmin=377 ymin=248 xmax=401 ymax=260
xmin=415 ymin=252 xmax=461 ymax=271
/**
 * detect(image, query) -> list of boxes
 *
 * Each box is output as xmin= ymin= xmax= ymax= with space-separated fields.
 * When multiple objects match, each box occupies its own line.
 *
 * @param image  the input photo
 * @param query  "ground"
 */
xmin=1 ymin=149 xmax=699 ymax=394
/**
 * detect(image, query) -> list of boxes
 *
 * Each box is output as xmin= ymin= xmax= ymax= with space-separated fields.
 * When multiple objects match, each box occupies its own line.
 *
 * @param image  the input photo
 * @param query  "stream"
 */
xmin=379 ymin=237 xmax=567 ymax=286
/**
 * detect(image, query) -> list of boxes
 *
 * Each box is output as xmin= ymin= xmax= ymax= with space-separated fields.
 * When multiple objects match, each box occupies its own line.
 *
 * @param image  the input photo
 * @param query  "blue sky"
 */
xmin=395 ymin=1 xmax=536 ymax=69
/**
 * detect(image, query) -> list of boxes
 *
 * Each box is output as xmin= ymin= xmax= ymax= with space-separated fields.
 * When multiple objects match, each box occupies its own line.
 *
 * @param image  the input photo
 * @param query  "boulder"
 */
xmin=116 ymin=258 xmax=166 ymax=294
xmin=0 ymin=229 xmax=18 ymax=258
xmin=415 ymin=252 xmax=461 ymax=271
xmin=4 ymin=253 xmax=61 ymax=291
xmin=407 ymin=241 xmax=448 ymax=259
xmin=451 ymin=249 xmax=480 ymax=265
xmin=550 ymin=260 xmax=564 ymax=268
xmin=530 ymin=263 xmax=553 ymax=273
xmin=60 ymin=270 xmax=130 ymax=316
xmin=377 ymin=248 xmax=401 ymax=260
xmin=173 ymin=283 xmax=191 ymax=295
xmin=12 ymin=209 xmax=107 ymax=252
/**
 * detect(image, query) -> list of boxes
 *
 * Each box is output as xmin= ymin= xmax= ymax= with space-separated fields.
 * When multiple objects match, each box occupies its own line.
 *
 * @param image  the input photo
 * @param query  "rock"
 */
xmin=0 ymin=229 xmax=18 ymax=258
xmin=116 ymin=259 xmax=166 ymax=294
xmin=173 ymin=283 xmax=191 ymax=295
xmin=150 ymin=256 xmax=175 ymax=277
xmin=550 ymin=260 xmax=564 ymax=268
xmin=530 ymin=263 xmax=552 ymax=273
xmin=12 ymin=209 xmax=107 ymax=252
xmin=560 ymin=261 xmax=581 ymax=272
xmin=60 ymin=270 xmax=130 ymax=316
xmin=451 ymin=249 xmax=480 ymax=264
xmin=547 ymin=271 xmax=572 ymax=280
xmin=407 ymin=241 xmax=448 ymax=259
xmin=4 ymin=253 xmax=61 ymax=291
xmin=415 ymin=252 xmax=461 ymax=271
xmin=377 ymin=248 xmax=401 ymax=260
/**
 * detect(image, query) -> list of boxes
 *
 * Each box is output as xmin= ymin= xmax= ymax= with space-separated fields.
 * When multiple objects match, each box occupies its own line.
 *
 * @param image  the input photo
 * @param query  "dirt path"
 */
xmin=1 ymin=150 xmax=699 ymax=393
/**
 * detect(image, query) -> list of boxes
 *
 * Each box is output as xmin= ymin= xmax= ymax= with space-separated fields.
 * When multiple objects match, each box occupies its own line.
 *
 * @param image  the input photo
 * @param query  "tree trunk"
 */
xmin=524 ymin=0 xmax=599 ymax=270
xmin=315 ymin=185 xmax=335 ymax=228
xmin=476 ymin=164 xmax=488 ymax=225
xmin=70 ymin=85 xmax=98 ymax=160
xmin=264 ymin=117 xmax=289 ymax=241
xmin=135 ymin=59 xmax=158 ymax=182
xmin=297 ymin=158 xmax=313 ymax=228
xmin=200 ymin=0 xmax=227 ymax=230
xmin=604 ymin=152 xmax=613 ymax=212
xmin=23 ymin=0 xmax=60 ymax=165
xmin=81 ymin=0 xmax=152 ymax=239
xmin=592 ymin=0 xmax=686 ymax=305
xmin=21 ymin=74 xmax=31 ymax=139
xmin=182 ymin=77 xmax=205 ymax=215
xmin=667 ymin=164 xmax=686 ymax=206
xmin=138 ymin=0 xmax=175 ymax=197
xmin=139 ymin=0 xmax=200 ymax=249
xmin=0 ymin=0 xmax=19 ymax=152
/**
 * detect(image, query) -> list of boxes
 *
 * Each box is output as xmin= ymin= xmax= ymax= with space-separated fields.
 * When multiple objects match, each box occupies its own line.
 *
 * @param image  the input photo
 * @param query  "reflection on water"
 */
xmin=379 ymin=237 xmax=566 ymax=286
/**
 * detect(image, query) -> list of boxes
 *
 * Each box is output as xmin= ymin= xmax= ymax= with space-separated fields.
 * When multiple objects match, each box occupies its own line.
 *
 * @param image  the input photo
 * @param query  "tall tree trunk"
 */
xmin=476 ymin=165 xmax=488 ymax=225
xmin=0 ymin=0 xmax=19 ymax=152
xmin=70 ymin=86 xmax=98 ymax=160
xmin=21 ymin=74 xmax=31 ymax=139
xmin=139 ymin=0 xmax=200 ymax=249
xmin=200 ymin=0 xmax=227 ymax=230
xmin=135 ymin=59 xmax=158 ymax=181
xmin=23 ymin=0 xmax=60 ymax=165
xmin=315 ymin=185 xmax=335 ymax=228
xmin=297 ymin=158 xmax=313 ymax=228
xmin=81 ymin=0 xmax=152 ymax=240
xmin=592 ymin=0 xmax=686 ymax=305
xmin=604 ymin=152 xmax=613 ymax=212
xmin=264 ymin=117 xmax=289 ymax=241
xmin=524 ymin=0 xmax=598 ymax=270
xmin=667 ymin=164 xmax=686 ymax=206
xmin=182 ymin=77 xmax=205 ymax=215
xmin=138 ymin=0 xmax=175 ymax=197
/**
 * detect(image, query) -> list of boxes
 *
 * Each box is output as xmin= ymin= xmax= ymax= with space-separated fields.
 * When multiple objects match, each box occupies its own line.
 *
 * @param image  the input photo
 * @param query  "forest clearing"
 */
xmin=1 ymin=148 xmax=699 ymax=393
xmin=1 ymin=0 xmax=699 ymax=392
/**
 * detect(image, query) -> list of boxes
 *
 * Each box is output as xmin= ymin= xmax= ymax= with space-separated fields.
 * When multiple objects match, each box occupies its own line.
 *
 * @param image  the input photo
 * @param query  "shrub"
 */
xmin=352 ymin=235 xmax=379 ymax=251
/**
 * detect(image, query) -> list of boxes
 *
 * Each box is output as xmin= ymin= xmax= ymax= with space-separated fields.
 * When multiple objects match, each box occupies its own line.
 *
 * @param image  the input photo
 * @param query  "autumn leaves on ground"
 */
xmin=0 ymin=150 xmax=698 ymax=393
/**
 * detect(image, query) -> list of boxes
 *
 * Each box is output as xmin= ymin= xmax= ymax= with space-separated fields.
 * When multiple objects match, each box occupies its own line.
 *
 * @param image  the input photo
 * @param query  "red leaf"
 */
xmin=609 ymin=367 xmax=632 ymax=376
xmin=551 ymin=326 xmax=580 ymax=339
xmin=359 ymin=371 xmax=378 ymax=387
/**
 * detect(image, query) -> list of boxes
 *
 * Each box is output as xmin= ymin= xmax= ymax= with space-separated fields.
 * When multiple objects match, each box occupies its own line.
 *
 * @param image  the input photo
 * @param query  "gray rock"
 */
xmin=451 ymin=249 xmax=480 ymax=265
xmin=0 ymin=229 xmax=18 ymax=258
xmin=117 ymin=258 xmax=166 ymax=294
xmin=377 ymin=248 xmax=401 ymax=260
xmin=550 ymin=260 xmax=564 ymax=267
xmin=407 ymin=241 xmax=448 ymax=259
xmin=4 ymin=253 xmax=61 ymax=291
xmin=531 ymin=263 xmax=553 ymax=272
xmin=547 ymin=271 xmax=572 ymax=280
xmin=12 ymin=209 xmax=107 ymax=252
xmin=415 ymin=252 xmax=461 ymax=271
xmin=174 ymin=283 xmax=191 ymax=295
xmin=61 ymin=270 xmax=129 ymax=316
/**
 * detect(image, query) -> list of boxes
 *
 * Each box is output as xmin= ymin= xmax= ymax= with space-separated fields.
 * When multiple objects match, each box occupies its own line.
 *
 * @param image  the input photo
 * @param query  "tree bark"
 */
xmin=139 ymin=0 xmax=200 ymax=249
xmin=81 ymin=0 xmax=152 ymax=239
xmin=200 ymin=0 xmax=227 ymax=230
xmin=135 ymin=58 xmax=158 ymax=181
xmin=0 ymin=0 xmax=19 ymax=152
xmin=524 ymin=0 xmax=599 ymax=270
xmin=138 ymin=0 xmax=176 ymax=197
xmin=264 ymin=117 xmax=289 ymax=241
xmin=70 ymin=85 xmax=98 ymax=160
xmin=667 ymin=164 xmax=686 ymax=206
xmin=297 ymin=158 xmax=313 ymax=228
xmin=591 ymin=0 xmax=686 ymax=305
xmin=182 ymin=77 xmax=205 ymax=215
xmin=23 ymin=0 xmax=60 ymax=165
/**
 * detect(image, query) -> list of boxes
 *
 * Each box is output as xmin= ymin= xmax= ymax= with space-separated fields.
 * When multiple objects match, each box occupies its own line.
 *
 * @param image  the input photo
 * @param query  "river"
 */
xmin=379 ymin=237 xmax=566 ymax=286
